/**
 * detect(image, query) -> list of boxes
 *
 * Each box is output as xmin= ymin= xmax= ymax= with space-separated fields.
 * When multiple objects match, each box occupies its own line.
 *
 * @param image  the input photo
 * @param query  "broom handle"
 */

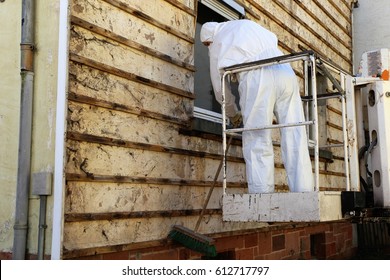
xmin=194 ymin=135 xmax=233 ymax=232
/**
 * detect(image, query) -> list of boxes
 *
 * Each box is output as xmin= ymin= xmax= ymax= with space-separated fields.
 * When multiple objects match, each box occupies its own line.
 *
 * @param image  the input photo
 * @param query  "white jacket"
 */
xmin=203 ymin=20 xmax=283 ymax=117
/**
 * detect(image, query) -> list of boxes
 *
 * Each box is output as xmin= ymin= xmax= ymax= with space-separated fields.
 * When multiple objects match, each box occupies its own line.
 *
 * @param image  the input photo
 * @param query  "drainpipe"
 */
xmin=13 ymin=0 xmax=35 ymax=260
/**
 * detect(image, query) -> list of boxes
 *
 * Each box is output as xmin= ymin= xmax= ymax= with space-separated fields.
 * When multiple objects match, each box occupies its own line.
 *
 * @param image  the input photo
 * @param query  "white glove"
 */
xmin=230 ymin=111 xmax=242 ymax=128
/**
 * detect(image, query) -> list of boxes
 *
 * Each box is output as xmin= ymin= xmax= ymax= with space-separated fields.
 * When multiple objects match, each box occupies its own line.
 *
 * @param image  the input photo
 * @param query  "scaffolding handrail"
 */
xmin=220 ymin=50 xmax=350 ymax=195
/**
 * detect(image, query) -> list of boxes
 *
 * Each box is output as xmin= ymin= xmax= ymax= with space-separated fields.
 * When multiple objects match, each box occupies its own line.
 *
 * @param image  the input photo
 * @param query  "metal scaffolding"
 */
xmin=220 ymin=50 xmax=350 ymax=196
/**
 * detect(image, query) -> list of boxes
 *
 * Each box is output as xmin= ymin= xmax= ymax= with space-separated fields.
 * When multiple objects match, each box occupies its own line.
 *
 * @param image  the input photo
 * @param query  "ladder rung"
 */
xmin=301 ymin=92 xmax=343 ymax=101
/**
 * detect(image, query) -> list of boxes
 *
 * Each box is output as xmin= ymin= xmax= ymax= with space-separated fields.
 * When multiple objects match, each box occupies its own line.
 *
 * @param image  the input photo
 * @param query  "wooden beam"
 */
xmin=69 ymin=53 xmax=194 ymax=99
xmin=71 ymin=16 xmax=195 ymax=72
xmin=285 ymin=0 xmax=351 ymax=50
xmin=66 ymin=172 xmax=246 ymax=188
xmin=65 ymin=209 xmax=222 ymax=222
xmin=67 ymin=131 xmax=245 ymax=163
xmin=327 ymin=105 xmax=342 ymax=115
xmin=312 ymin=0 xmax=351 ymax=34
xmin=102 ymin=0 xmax=194 ymax=43
xmin=246 ymin=0 xmax=351 ymax=64
xmin=68 ymin=91 xmax=189 ymax=127
xmin=164 ymin=0 xmax=197 ymax=16
xmin=327 ymin=121 xmax=343 ymax=131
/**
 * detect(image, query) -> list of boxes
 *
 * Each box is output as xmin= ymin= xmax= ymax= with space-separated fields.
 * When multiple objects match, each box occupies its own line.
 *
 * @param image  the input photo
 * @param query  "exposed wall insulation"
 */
xmin=63 ymin=0 xmax=354 ymax=258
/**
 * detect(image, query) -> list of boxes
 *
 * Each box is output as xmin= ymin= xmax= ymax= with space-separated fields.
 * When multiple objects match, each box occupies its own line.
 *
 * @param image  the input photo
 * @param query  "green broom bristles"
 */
xmin=168 ymin=225 xmax=217 ymax=257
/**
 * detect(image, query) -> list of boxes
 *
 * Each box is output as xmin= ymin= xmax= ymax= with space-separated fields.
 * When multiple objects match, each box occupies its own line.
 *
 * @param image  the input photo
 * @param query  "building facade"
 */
xmin=1 ymin=0 xmax=362 ymax=260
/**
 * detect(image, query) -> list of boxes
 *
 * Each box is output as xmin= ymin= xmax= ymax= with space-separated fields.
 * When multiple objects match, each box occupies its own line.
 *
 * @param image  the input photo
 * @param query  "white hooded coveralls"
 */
xmin=201 ymin=20 xmax=314 ymax=193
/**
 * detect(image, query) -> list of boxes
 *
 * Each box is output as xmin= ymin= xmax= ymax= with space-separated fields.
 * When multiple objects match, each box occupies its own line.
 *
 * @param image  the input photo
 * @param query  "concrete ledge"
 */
xmin=222 ymin=192 xmax=342 ymax=222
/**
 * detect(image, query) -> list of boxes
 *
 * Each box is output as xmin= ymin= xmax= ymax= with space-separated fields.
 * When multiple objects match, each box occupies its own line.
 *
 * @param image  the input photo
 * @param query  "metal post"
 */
xmin=340 ymin=74 xmax=351 ymax=191
xmin=37 ymin=196 xmax=48 ymax=259
xmin=222 ymin=72 xmax=229 ymax=195
xmin=310 ymin=55 xmax=320 ymax=191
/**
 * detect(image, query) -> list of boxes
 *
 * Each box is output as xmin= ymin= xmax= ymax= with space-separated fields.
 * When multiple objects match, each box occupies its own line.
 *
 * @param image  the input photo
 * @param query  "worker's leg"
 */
xmin=239 ymin=69 xmax=276 ymax=193
xmin=274 ymin=65 xmax=314 ymax=192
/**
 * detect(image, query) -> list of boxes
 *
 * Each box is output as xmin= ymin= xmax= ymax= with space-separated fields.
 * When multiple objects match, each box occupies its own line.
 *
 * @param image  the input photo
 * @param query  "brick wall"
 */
xmin=1 ymin=221 xmax=357 ymax=260
xmin=83 ymin=221 xmax=358 ymax=260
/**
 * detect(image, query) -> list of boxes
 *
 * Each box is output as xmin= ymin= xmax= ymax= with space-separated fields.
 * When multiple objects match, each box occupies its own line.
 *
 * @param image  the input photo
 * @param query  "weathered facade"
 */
xmin=62 ymin=0 xmax=355 ymax=259
xmin=1 ymin=0 xmax=363 ymax=260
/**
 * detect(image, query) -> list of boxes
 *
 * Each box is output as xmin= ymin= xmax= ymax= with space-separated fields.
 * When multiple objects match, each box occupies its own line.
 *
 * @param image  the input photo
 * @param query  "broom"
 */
xmin=168 ymin=136 xmax=234 ymax=257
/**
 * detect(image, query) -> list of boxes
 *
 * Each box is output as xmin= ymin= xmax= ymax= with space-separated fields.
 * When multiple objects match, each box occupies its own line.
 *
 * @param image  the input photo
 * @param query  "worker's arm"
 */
xmin=209 ymin=59 xmax=238 ymax=118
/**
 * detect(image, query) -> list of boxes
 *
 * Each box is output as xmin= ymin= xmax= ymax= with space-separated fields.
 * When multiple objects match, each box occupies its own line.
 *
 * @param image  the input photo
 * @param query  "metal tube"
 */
xmin=340 ymin=74 xmax=351 ymax=191
xmin=226 ymin=120 xmax=313 ymax=134
xmin=225 ymin=53 xmax=311 ymax=74
xmin=37 ymin=196 xmax=47 ymax=260
xmin=13 ymin=0 xmax=35 ymax=260
xmin=310 ymin=55 xmax=320 ymax=191
xmin=222 ymin=72 xmax=228 ymax=195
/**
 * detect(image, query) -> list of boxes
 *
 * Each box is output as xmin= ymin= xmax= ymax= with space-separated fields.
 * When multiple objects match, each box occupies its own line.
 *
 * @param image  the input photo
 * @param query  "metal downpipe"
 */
xmin=13 ymin=0 xmax=35 ymax=260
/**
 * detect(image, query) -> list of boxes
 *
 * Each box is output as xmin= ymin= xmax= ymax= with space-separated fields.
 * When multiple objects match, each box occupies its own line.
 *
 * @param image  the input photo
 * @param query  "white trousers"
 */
xmin=238 ymin=64 xmax=314 ymax=193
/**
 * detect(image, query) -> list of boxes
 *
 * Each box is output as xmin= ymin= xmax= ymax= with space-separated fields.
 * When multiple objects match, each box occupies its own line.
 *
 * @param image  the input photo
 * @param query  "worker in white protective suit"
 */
xmin=200 ymin=20 xmax=314 ymax=193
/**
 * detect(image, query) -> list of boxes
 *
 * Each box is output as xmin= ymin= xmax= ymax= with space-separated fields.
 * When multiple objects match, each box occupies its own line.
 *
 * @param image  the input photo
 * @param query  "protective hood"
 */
xmin=200 ymin=22 xmax=219 ymax=42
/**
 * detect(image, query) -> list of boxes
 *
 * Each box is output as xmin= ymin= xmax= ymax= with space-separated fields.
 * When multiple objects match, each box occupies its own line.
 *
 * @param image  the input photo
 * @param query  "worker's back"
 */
xmin=209 ymin=19 xmax=283 ymax=69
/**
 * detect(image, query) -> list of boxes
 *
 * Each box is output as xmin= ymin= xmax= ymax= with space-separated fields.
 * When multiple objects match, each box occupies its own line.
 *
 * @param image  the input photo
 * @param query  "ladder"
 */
xmin=220 ymin=50 xmax=352 ymax=222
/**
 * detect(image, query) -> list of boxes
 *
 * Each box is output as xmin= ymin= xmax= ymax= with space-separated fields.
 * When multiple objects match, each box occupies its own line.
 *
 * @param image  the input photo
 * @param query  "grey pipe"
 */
xmin=37 ymin=196 xmax=48 ymax=260
xmin=13 ymin=0 xmax=35 ymax=260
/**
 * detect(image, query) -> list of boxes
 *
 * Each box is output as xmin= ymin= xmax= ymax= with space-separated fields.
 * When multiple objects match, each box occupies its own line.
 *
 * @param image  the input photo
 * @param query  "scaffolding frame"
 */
xmin=220 ymin=50 xmax=350 ymax=196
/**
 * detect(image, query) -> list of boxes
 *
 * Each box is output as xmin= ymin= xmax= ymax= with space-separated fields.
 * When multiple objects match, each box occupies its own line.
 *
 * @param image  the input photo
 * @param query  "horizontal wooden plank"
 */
xmin=68 ymin=91 xmax=189 ymax=127
xmin=164 ymin=0 xmax=197 ymax=16
xmin=300 ymin=0 xmax=351 ymax=36
xmin=62 ymin=215 xmax=267 ymax=250
xmin=102 ymin=0 xmax=195 ymax=43
xmin=327 ymin=121 xmax=343 ymax=131
xmin=244 ymin=0 xmax=351 ymax=70
xmin=66 ymin=101 xmax=240 ymax=157
xmin=71 ymin=16 xmax=195 ymax=72
xmin=72 ymin=0 xmax=194 ymax=64
xmin=68 ymin=62 xmax=194 ymax=122
xmin=69 ymin=26 xmax=194 ymax=93
xmin=274 ymin=0 xmax=351 ymax=56
xmin=65 ymin=139 xmax=246 ymax=182
xmin=65 ymin=209 xmax=222 ymax=222
xmin=66 ymin=173 xmax=245 ymax=188
xmin=69 ymin=53 xmax=194 ymax=99
xmin=67 ymin=131 xmax=244 ymax=163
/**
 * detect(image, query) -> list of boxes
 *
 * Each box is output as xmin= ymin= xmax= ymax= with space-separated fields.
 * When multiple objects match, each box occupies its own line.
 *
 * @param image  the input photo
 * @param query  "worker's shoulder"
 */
xmin=225 ymin=19 xmax=269 ymax=32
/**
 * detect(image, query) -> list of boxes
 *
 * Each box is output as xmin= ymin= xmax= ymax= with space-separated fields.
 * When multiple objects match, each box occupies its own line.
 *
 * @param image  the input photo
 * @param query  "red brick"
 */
xmin=257 ymin=231 xmax=272 ymax=255
xmin=73 ymin=254 xmax=103 ymax=260
xmin=325 ymin=242 xmax=336 ymax=259
xmin=301 ymin=250 xmax=311 ymax=260
xmin=103 ymin=250 xmax=130 ymax=260
xmin=300 ymin=236 xmax=310 ymax=251
xmin=285 ymin=231 xmax=300 ymax=255
xmin=335 ymin=233 xmax=346 ymax=253
xmin=304 ymin=224 xmax=330 ymax=235
xmin=215 ymin=235 xmax=244 ymax=252
xmin=346 ymin=226 xmax=353 ymax=239
xmin=272 ymin=234 xmax=285 ymax=251
xmin=189 ymin=250 xmax=203 ymax=260
xmin=311 ymin=233 xmax=326 ymax=259
xmin=139 ymin=249 xmax=179 ymax=260
xmin=264 ymin=250 xmax=287 ymax=260
xmin=178 ymin=248 xmax=191 ymax=260
xmin=332 ymin=223 xmax=345 ymax=234
xmin=325 ymin=231 xmax=335 ymax=242
xmin=235 ymin=248 xmax=254 ymax=260
xmin=0 ymin=252 xmax=12 ymax=260
xmin=245 ymin=233 xmax=258 ymax=248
